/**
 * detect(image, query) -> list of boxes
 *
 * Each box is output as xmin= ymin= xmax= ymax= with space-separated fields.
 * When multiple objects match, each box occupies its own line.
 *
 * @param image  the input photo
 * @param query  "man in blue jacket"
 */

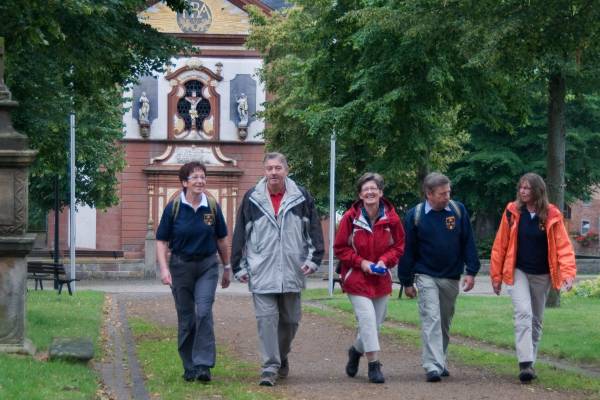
xmin=398 ymin=172 xmax=480 ymax=382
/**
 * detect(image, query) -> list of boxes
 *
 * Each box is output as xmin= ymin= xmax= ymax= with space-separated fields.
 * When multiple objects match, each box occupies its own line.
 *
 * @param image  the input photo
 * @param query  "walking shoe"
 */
xmin=367 ymin=360 xmax=385 ymax=384
xmin=345 ymin=346 xmax=363 ymax=377
xmin=183 ymin=369 xmax=197 ymax=382
xmin=259 ymin=371 xmax=278 ymax=387
xmin=519 ymin=362 xmax=534 ymax=383
xmin=278 ymin=358 xmax=289 ymax=378
xmin=426 ymin=370 xmax=441 ymax=382
xmin=196 ymin=366 xmax=211 ymax=382
xmin=441 ymin=368 xmax=450 ymax=377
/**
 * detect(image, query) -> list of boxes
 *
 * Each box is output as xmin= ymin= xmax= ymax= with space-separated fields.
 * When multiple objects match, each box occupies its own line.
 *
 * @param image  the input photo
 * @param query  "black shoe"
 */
xmin=196 ymin=366 xmax=211 ymax=382
xmin=183 ymin=368 xmax=197 ymax=382
xmin=426 ymin=370 xmax=441 ymax=382
xmin=345 ymin=346 xmax=363 ymax=377
xmin=259 ymin=371 xmax=277 ymax=387
xmin=519 ymin=362 xmax=534 ymax=383
xmin=441 ymin=368 xmax=450 ymax=377
xmin=368 ymin=360 xmax=385 ymax=384
xmin=278 ymin=358 xmax=289 ymax=378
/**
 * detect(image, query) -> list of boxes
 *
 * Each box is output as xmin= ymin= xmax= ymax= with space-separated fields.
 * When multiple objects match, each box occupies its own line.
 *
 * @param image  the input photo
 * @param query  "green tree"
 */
xmin=0 ymin=0 xmax=189 ymax=211
xmin=451 ymin=93 xmax=600 ymax=256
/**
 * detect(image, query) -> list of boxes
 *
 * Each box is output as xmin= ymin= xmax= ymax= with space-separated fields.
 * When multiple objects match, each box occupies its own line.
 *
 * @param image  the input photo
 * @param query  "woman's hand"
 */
xmin=360 ymin=259 xmax=374 ymax=274
xmin=492 ymin=281 xmax=502 ymax=295
xmin=160 ymin=267 xmax=172 ymax=286
xmin=562 ymin=277 xmax=574 ymax=291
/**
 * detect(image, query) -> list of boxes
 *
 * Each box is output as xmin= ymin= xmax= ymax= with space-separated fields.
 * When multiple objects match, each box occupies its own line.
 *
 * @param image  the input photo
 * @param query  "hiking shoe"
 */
xmin=441 ymin=368 xmax=450 ymax=377
xmin=426 ymin=370 xmax=441 ymax=382
xmin=519 ymin=367 xmax=535 ymax=383
xmin=196 ymin=366 xmax=211 ymax=382
xmin=345 ymin=346 xmax=363 ymax=377
xmin=183 ymin=369 xmax=197 ymax=382
xmin=519 ymin=362 xmax=534 ymax=383
xmin=259 ymin=371 xmax=277 ymax=387
xmin=278 ymin=358 xmax=289 ymax=379
xmin=367 ymin=360 xmax=385 ymax=384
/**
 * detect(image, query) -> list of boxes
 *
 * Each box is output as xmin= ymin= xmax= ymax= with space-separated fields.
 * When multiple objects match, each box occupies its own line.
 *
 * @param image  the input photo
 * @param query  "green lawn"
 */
xmin=130 ymin=318 xmax=280 ymax=400
xmin=0 ymin=291 xmax=105 ymax=400
xmin=303 ymin=289 xmax=600 ymax=396
xmin=304 ymin=289 xmax=600 ymax=364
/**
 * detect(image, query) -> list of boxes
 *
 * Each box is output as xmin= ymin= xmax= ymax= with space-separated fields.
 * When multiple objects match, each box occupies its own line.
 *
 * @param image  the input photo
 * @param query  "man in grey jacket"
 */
xmin=231 ymin=152 xmax=324 ymax=386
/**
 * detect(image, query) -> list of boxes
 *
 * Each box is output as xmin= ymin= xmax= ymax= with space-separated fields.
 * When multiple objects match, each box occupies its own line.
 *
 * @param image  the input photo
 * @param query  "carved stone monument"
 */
xmin=0 ymin=37 xmax=38 ymax=355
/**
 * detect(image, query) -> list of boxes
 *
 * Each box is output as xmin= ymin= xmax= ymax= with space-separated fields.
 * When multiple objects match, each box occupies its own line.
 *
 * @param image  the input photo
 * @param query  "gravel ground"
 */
xmin=122 ymin=291 xmax=587 ymax=400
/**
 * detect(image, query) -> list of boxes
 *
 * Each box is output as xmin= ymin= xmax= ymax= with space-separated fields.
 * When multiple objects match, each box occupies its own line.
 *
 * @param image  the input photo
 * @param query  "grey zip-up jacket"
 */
xmin=231 ymin=177 xmax=324 ymax=293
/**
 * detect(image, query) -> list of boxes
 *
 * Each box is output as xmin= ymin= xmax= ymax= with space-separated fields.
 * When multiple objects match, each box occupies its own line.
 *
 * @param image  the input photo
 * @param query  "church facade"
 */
xmin=47 ymin=1 xmax=287 ymax=271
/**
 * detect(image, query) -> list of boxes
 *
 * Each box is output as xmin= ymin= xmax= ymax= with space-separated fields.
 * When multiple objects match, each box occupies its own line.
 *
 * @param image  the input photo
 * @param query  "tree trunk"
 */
xmin=546 ymin=72 xmax=567 ymax=308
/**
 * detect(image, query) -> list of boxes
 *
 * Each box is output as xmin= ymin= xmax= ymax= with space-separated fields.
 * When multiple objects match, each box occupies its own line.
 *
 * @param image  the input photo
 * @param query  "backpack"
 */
xmin=413 ymin=199 xmax=462 ymax=227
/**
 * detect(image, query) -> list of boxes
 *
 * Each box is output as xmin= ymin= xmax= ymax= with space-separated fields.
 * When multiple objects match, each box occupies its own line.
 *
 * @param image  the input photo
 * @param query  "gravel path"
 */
xmin=121 ymin=291 xmax=589 ymax=400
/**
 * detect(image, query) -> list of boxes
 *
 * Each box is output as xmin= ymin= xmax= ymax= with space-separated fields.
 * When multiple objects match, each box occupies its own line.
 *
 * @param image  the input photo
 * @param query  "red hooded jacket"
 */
xmin=334 ymin=198 xmax=405 ymax=298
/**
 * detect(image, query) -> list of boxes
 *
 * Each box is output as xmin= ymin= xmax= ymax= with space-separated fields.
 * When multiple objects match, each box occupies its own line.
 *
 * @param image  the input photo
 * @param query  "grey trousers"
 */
xmin=170 ymin=254 xmax=219 ymax=372
xmin=348 ymin=294 xmax=388 ymax=354
xmin=415 ymin=274 xmax=459 ymax=373
xmin=253 ymin=292 xmax=302 ymax=374
xmin=508 ymin=268 xmax=551 ymax=364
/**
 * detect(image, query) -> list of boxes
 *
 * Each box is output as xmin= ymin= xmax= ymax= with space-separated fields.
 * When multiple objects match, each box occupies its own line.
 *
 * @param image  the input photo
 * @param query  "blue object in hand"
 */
xmin=370 ymin=263 xmax=387 ymax=275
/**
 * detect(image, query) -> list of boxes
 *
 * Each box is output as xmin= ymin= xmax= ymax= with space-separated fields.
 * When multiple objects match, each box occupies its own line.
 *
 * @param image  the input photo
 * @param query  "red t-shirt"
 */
xmin=269 ymin=191 xmax=284 ymax=217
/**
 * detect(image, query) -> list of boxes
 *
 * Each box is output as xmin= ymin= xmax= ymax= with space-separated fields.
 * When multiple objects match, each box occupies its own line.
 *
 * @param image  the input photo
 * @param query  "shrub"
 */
xmin=564 ymin=277 xmax=600 ymax=298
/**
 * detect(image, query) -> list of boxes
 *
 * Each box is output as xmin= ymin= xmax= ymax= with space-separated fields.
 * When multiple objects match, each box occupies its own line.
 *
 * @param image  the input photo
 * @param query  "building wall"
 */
xmin=568 ymin=188 xmax=600 ymax=255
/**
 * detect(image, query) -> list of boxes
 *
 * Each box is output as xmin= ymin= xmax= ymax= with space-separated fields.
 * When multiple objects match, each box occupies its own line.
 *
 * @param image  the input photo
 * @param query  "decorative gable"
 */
xmin=140 ymin=0 xmax=255 ymax=35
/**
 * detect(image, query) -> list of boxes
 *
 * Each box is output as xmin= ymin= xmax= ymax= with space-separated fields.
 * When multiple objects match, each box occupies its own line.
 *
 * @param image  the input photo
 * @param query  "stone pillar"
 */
xmin=144 ymin=219 xmax=157 ymax=279
xmin=0 ymin=37 xmax=38 ymax=355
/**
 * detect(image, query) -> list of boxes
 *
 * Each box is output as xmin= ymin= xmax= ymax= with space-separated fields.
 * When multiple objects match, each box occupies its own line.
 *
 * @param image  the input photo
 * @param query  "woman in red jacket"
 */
xmin=490 ymin=173 xmax=576 ymax=383
xmin=334 ymin=172 xmax=405 ymax=384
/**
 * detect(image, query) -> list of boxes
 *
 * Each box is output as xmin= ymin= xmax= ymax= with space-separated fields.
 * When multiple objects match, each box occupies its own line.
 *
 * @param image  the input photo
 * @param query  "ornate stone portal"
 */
xmin=0 ymin=37 xmax=37 ymax=355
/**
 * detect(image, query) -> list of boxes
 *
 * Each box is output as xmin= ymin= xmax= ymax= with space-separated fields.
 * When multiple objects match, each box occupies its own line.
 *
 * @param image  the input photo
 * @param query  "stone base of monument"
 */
xmin=0 ymin=338 xmax=36 ymax=355
xmin=49 ymin=337 xmax=94 ymax=362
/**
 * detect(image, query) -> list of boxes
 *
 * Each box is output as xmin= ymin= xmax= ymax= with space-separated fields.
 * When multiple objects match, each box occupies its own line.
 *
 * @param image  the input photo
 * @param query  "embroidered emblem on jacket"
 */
xmin=204 ymin=213 xmax=215 ymax=226
xmin=446 ymin=216 xmax=456 ymax=230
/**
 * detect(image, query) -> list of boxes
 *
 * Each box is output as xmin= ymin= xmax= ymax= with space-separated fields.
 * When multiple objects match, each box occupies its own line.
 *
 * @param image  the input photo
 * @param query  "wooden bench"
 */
xmin=27 ymin=262 xmax=79 ymax=295
xmin=327 ymin=277 xmax=406 ymax=298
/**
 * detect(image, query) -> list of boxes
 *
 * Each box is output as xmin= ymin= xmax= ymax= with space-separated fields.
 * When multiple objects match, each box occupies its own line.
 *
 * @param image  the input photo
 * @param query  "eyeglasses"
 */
xmin=361 ymin=186 xmax=380 ymax=193
xmin=187 ymin=175 xmax=206 ymax=182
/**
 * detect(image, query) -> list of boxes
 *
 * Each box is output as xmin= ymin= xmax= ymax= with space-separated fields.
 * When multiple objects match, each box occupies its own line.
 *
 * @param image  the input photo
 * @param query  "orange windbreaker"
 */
xmin=490 ymin=202 xmax=576 ymax=290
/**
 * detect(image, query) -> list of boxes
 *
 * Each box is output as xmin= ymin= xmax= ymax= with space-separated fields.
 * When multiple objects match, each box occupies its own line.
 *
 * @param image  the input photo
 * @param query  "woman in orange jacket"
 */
xmin=490 ymin=173 xmax=576 ymax=383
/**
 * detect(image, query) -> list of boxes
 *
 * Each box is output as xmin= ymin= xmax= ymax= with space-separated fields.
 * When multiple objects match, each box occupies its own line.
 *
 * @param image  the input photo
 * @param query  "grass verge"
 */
xmin=0 ymin=290 xmax=105 ymax=400
xmin=130 ymin=317 xmax=280 ymax=400
xmin=303 ymin=289 xmax=600 ymax=396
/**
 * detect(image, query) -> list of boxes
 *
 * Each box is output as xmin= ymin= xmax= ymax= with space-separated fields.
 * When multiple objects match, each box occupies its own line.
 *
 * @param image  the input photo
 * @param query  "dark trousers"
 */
xmin=170 ymin=254 xmax=219 ymax=372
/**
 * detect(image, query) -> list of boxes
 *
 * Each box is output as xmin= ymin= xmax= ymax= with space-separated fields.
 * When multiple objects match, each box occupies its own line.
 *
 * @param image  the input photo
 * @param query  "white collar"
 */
xmin=424 ymin=200 xmax=451 ymax=214
xmin=180 ymin=191 xmax=208 ymax=211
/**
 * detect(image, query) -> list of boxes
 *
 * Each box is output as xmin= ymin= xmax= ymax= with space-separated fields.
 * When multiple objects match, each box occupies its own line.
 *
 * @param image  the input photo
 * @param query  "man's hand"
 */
xmin=301 ymin=265 xmax=315 ymax=276
xmin=562 ymin=277 xmax=575 ymax=292
xmin=462 ymin=275 xmax=475 ymax=292
xmin=492 ymin=281 xmax=502 ymax=296
xmin=234 ymin=269 xmax=249 ymax=283
xmin=221 ymin=267 xmax=231 ymax=288
xmin=159 ymin=267 xmax=172 ymax=286
xmin=404 ymin=286 xmax=417 ymax=298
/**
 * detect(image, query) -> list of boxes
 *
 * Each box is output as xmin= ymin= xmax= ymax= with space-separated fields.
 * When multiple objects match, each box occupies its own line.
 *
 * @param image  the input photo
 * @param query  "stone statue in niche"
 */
xmin=186 ymin=90 xmax=202 ymax=130
xmin=138 ymin=92 xmax=150 ymax=122
xmin=138 ymin=91 xmax=151 ymax=138
xmin=236 ymin=93 xmax=249 ymax=126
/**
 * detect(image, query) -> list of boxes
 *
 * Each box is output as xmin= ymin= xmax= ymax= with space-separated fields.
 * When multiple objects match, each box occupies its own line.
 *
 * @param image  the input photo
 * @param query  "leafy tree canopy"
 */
xmin=0 ymin=0 xmax=189 ymax=211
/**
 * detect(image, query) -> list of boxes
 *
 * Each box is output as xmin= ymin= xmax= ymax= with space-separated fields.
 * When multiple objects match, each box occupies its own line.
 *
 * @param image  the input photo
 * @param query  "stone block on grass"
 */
xmin=49 ymin=337 xmax=94 ymax=362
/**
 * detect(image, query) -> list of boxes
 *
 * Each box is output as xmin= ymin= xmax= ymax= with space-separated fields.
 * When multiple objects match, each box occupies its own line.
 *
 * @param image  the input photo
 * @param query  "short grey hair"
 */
xmin=423 ymin=172 xmax=450 ymax=194
xmin=263 ymin=152 xmax=289 ymax=168
xmin=356 ymin=172 xmax=385 ymax=194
